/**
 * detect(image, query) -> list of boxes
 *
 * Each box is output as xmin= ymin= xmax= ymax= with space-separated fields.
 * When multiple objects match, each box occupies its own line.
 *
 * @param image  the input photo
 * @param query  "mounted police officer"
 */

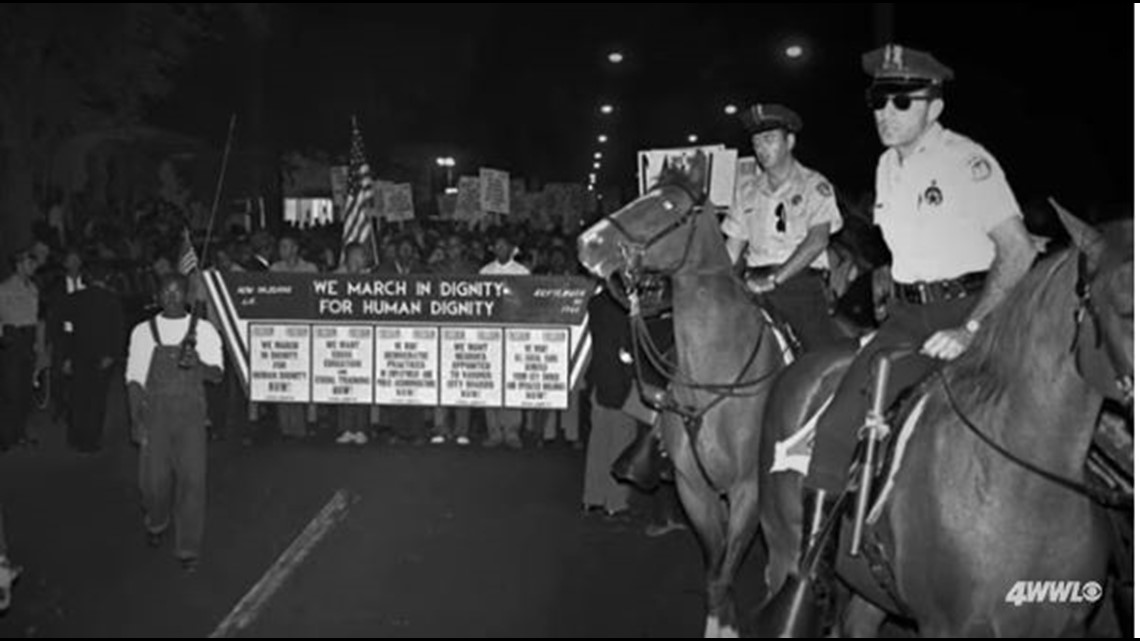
xmin=762 ymin=43 xmax=1039 ymax=635
xmin=724 ymin=104 xmax=844 ymax=351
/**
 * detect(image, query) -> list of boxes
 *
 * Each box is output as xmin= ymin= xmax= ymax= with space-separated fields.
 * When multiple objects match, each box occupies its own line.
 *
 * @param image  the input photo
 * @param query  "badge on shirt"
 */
xmin=816 ymin=182 xmax=833 ymax=198
xmin=923 ymin=182 xmax=943 ymax=207
xmin=969 ymin=156 xmax=993 ymax=182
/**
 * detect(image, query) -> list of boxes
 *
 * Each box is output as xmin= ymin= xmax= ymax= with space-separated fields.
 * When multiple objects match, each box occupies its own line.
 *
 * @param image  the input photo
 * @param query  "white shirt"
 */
xmin=65 ymin=275 xmax=85 ymax=294
xmin=874 ymin=122 xmax=1022 ymax=283
xmin=125 ymin=314 xmax=224 ymax=387
xmin=0 ymin=276 xmax=38 ymax=331
xmin=480 ymin=259 xmax=531 ymax=276
xmin=722 ymin=160 xmax=843 ymax=270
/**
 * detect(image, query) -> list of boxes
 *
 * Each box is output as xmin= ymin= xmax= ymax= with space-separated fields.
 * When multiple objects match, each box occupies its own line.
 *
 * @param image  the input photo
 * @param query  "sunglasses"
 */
xmin=775 ymin=203 xmax=786 ymax=233
xmin=866 ymin=91 xmax=934 ymax=111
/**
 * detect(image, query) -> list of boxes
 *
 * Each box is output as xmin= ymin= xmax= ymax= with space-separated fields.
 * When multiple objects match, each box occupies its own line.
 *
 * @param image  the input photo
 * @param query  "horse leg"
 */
xmin=841 ymin=593 xmax=887 ymax=638
xmin=757 ymin=469 xmax=803 ymax=600
xmin=709 ymin=479 xmax=763 ymax=638
xmin=676 ymin=470 xmax=729 ymax=638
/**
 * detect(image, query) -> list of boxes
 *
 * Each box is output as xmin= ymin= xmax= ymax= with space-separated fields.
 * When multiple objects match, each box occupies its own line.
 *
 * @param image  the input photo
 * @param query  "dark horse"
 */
xmin=756 ymin=204 xmax=1133 ymax=636
xmin=578 ymin=163 xmax=792 ymax=637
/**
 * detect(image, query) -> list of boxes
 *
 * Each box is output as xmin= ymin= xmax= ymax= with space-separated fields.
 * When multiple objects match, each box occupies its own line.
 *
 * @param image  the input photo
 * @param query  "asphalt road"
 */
xmin=0 ymin=403 xmax=764 ymax=638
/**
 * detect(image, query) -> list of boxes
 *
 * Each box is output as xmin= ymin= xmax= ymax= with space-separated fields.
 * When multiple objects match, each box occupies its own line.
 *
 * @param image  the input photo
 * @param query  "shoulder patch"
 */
xmin=816 ymin=181 xmax=833 ymax=197
xmin=968 ymin=155 xmax=992 ymax=182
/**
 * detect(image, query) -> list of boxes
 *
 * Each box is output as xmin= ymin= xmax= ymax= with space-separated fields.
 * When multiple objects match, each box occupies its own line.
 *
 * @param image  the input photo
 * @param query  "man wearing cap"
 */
xmin=801 ymin=42 xmax=1036 ymax=574
xmin=723 ymin=104 xmax=844 ymax=351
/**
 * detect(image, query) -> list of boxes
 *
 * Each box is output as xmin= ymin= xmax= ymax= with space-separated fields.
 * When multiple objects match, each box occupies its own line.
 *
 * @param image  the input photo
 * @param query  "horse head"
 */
xmin=578 ymin=153 xmax=713 ymax=282
xmin=1053 ymin=199 xmax=1134 ymax=407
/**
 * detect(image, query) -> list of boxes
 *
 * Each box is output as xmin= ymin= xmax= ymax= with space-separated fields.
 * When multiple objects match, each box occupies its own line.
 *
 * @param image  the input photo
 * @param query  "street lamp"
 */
xmin=597 ymin=134 xmax=608 ymax=143
xmin=608 ymin=51 xmax=623 ymax=64
xmin=687 ymin=134 xmax=699 ymax=144
xmin=593 ymin=151 xmax=602 ymax=160
xmin=600 ymin=104 xmax=614 ymax=115
xmin=592 ymin=161 xmax=601 ymax=170
xmin=435 ymin=156 xmax=456 ymax=188
xmin=785 ymin=44 xmax=805 ymax=59
xmin=724 ymin=104 xmax=738 ymax=115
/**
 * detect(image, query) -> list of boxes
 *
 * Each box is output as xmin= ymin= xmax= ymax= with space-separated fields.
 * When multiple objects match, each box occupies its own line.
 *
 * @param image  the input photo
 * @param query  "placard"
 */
xmin=375 ymin=326 xmax=440 ymax=405
xmin=312 ymin=325 xmax=374 ymax=404
xmin=440 ymin=327 xmax=503 ymax=406
xmin=504 ymin=328 xmax=569 ymax=408
xmin=249 ymin=324 xmax=312 ymax=403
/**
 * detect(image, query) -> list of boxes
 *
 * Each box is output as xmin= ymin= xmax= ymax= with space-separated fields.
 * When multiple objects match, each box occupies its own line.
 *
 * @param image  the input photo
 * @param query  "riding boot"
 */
xmin=754 ymin=489 xmax=844 ymax=638
xmin=611 ymin=425 xmax=665 ymax=491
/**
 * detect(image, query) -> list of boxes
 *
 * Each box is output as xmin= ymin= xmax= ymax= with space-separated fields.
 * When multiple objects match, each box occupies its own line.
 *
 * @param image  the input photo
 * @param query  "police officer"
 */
xmin=804 ymin=43 xmax=1037 ymax=543
xmin=723 ymin=104 xmax=844 ymax=351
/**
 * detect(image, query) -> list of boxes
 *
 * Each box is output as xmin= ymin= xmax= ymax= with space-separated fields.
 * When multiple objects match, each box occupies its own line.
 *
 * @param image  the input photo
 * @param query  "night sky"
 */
xmin=151 ymin=3 xmax=1134 ymax=217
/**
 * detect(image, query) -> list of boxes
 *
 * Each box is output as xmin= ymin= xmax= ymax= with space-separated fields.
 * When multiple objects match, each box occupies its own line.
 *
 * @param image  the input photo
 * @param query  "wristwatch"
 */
xmin=964 ymin=318 xmax=981 ymax=334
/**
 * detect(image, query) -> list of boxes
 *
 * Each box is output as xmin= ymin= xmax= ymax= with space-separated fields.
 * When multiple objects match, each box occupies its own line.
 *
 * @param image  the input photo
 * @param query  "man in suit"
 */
xmin=246 ymin=231 xmax=275 ymax=272
xmin=46 ymin=248 xmax=88 ymax=422
xmin=582 ymin=288 xmax=638 ymax=514
xmin=58 ymin=263 xmax=124 ymax=453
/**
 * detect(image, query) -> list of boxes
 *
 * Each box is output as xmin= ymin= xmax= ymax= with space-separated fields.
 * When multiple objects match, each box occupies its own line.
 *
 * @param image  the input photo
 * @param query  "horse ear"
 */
xmin=685 ymin=151 xmax=710 ymax=201
xmin=1050 ymin=197 xmax=1107 ymax=268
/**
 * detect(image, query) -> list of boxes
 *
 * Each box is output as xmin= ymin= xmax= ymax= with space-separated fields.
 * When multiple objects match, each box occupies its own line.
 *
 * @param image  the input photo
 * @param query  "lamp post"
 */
xmin=435 ymin=156 xmax=456 ymax=189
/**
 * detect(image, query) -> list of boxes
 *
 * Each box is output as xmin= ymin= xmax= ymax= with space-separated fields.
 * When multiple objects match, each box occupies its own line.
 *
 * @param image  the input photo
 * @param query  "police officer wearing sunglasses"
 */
xmin=802 ymin=45 xmax=1038 ymax=516
xmin=723 ymin=103 xmax=844 ymax=351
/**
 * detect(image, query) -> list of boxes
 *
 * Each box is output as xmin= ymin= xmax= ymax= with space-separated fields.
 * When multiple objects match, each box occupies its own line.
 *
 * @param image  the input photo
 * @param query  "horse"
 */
xmin=578 ymin=162 xmax=793 ymax=638
xmin=755 ymin=204 xmax=1134 ymax=637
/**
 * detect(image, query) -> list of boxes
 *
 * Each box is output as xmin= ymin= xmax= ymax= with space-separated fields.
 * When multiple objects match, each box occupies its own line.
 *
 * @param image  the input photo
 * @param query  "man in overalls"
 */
xmin=126 ymin=274 xmax=223 ymax=571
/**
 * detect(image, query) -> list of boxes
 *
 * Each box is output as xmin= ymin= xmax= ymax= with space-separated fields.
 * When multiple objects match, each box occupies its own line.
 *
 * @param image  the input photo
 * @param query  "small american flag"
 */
xmin=178 ymin=228 xmax=199 ymax=274
xmin=341 ymin=117 xmax=375 ymax=253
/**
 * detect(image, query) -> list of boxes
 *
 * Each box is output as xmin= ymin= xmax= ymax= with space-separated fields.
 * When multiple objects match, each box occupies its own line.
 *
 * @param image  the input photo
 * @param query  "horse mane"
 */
xmin=943 ymin=246 xmax=1078 ymax=404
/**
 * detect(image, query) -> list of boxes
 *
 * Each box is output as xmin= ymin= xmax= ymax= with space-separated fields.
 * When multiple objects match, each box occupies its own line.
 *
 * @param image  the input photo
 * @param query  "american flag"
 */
xmin=341 ymin=117 xmax=375 ymax=253
xmin=178 ymin=227 xmax=200 ymax=274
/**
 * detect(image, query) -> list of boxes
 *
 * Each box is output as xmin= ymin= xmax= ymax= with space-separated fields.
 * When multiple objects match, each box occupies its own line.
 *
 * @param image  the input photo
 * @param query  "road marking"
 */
xmin=209 ymin=489 xmax=353 ymax=638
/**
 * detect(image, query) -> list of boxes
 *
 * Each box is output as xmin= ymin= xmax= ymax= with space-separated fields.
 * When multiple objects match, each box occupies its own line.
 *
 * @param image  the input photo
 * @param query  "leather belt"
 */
xmin=893 ymin=271 xmax=986 ymax=305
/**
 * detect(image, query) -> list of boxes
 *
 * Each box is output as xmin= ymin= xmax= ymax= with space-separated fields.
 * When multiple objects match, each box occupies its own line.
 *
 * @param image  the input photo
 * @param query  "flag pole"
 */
xmin=201 ymin=113 xmax=238 ymax=269
xmin=370 ymin=216 xmax=380 ymax=268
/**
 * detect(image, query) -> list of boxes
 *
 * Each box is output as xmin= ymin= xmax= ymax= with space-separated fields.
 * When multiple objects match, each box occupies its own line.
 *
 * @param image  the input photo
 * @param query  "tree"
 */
xmin=0 ymin=4 xmax=227 ymax=262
